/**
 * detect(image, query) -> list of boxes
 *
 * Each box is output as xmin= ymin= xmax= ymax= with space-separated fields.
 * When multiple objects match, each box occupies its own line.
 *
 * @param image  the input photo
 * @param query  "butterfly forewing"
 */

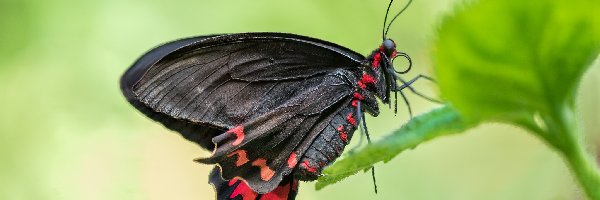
xmin=130 ymin=33 xmax=363 ymax=128
xmin=121 ymin=35 xmax=226 ymax=150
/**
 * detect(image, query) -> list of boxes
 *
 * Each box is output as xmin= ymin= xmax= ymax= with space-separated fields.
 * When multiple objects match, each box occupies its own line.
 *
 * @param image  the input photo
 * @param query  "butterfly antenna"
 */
xmin=382 ymin=0 xmax=394 ymax=40
xmin=384 ymin=0 xmax=413 ymax=38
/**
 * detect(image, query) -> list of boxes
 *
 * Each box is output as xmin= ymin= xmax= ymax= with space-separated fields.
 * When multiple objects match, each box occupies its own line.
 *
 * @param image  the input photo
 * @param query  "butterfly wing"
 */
xmin=120 ymin=33 xmax=364 ymax=193
xmin=197 ymin=70 xmax=358 ymax=193
xmin=121 ymin=35 xmax=225 ymax=150
xmin=210 ymin=167 xmax=299 ymax=200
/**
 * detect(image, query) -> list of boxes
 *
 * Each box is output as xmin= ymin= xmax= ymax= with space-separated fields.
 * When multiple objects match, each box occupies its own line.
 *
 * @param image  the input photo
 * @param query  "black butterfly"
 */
xmin=120 ymin=0 xmax=435 ymax=199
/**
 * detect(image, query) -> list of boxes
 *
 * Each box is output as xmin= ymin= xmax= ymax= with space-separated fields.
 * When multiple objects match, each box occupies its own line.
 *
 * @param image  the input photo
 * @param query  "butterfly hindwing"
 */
xmin=198 ymin=70 xmax=357 ymax=193
xmin=210 ymin=167 xmax=299 ymax=200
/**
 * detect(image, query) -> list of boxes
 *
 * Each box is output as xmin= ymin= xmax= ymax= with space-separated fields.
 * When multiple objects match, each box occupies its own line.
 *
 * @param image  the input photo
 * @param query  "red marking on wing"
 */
xmin=227 ymin=126 xmax=245 ymax=146
xmin=229 ymin=178 xmax=258 ymax=200
xmin=259 ymin=182 xmax=291 ymax=200
xmin=372 ymin=52 xmax=381 ymax=68
xmin=287 ymin=153 xmax=298 ymax=168
xmin=346 ymin=113 xmax=357 ymax=127
xmin=227 ymin=150 xmax=250 ymax=166
xmin=337 ymin=125 xmax=348 ymax=143
xmin=228 ymin=178 xmax=238 ymax=186
xmin=252 ymin=159 xmax=275 ymax=181
xmin=301 ymin=160 xmax=318 ymax=173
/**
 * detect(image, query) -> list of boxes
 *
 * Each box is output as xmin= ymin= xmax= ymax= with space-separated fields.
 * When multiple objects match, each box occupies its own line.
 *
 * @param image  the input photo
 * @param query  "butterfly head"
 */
xmin=363 ymin=37 xmax=412 ymax=106
xmin=381 ymin=39 xmax=396 ymax=58
xmin=371 ymin=0 xmax=413 ymax=104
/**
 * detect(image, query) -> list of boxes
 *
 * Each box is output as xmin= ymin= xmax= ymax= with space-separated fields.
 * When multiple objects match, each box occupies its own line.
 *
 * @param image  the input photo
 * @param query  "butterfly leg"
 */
xmin=383 ymin=63 xmax=414 ymax=118
xmin=355 ymin=101 xmax=378 ymax=193
xmin=396 ymin=74 xmax=442 ymax=103
xmin=349 ymin=101 xmax=371 ymax=153
xmin=398 ymin=89 xmax=413 ymax=118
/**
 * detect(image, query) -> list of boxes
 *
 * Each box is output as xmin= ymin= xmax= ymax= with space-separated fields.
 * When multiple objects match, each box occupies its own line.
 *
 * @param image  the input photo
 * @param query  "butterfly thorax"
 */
xmin=357 ymin=39 xmax=399 ymax=115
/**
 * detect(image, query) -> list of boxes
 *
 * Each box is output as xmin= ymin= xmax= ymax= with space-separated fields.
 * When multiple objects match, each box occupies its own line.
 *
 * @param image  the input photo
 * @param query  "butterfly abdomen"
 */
xmin=295 ymin=105 xmax=357 ymax=180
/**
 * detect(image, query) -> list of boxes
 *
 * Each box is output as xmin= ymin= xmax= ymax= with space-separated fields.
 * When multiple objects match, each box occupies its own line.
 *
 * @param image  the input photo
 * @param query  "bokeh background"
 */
xmin=1 ymin=0 xmax=598 ymax=199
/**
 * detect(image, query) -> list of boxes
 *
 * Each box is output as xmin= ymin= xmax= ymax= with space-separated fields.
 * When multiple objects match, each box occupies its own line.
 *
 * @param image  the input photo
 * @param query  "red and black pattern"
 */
xmin=296 ymin=104 xmax=358 ymax=180
xmin=210 ymin=167 xmax=298 ymax=200
xmin=120 ymin=32 xmax=409 ymax=199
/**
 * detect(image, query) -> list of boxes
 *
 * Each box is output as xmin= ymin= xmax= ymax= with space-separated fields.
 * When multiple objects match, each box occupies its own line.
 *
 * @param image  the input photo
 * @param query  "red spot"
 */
xmin=353 ymin=92 xmax=364 ymax=100
xmin=346 ymin=113 xmax=357 ymax=127
xmin=361 ymin=73 xmax=376 ymax=85
xmin=301 ymin=160 xmax=318 ymax=173
xmin=337 ymin=125 xmax=348 ymax=143
xmin=351 ymin=92 xmax=364 ymax=107
xmin=372 ymin=52 xmax=381 ymax=68
xmin=391 ymin=50 xmax=398 ymax=58
xmin=351 ymin=99 xmax=359 ymax=107
xmin=252 ymin=159 xmax=275 ymax=181
xmin=227 ymin=150 xmax=249 ymax=166
xmin=259 ymin=182 xmax=291 ymax=200
xmin=357 ymin=81 xmax=366 ymax=89
xmin=357 ymin=73 xmax=376 ymax=89
xmin=287 ymin=153 xmax=298 ymax=168
xmin=227 ymin=126 xmax=245 ymax=146
xmin=229 ymin=178 xmax=258 ymax=200
xmin=228 ymin=178 xmax=239 ymax=186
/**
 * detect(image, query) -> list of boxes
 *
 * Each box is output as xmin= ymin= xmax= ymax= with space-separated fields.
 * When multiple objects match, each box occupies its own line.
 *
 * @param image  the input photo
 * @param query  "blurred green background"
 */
xmin=1 ymin=0 xmax=598 ymax=199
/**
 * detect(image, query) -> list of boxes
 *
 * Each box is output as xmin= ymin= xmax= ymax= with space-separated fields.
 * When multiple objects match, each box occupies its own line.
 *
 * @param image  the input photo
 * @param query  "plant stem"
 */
xmin=563 ymin=142 xmax=600 ymax=200
xmin=549 ymin=106 xmax=600 ymax=199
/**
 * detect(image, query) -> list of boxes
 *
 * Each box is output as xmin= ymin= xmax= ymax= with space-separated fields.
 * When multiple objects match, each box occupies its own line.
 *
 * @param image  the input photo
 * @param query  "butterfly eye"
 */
xmin=382 ymin=39 xmax=396 ymax=57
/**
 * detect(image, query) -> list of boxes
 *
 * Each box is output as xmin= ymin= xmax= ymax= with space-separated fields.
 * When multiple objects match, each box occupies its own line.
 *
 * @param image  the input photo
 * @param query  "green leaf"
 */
xmin=433 ymin=0 xmax=600 ymax=198
xmin=315 ymin=105 xmax=471 ymax=190
xmin=434 ymin=0 xmax=600 ymax=125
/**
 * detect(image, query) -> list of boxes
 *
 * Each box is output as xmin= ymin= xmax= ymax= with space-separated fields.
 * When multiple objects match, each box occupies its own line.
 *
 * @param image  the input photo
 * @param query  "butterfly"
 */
xmin=120 ymin=0 xmax=435 ymax=199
